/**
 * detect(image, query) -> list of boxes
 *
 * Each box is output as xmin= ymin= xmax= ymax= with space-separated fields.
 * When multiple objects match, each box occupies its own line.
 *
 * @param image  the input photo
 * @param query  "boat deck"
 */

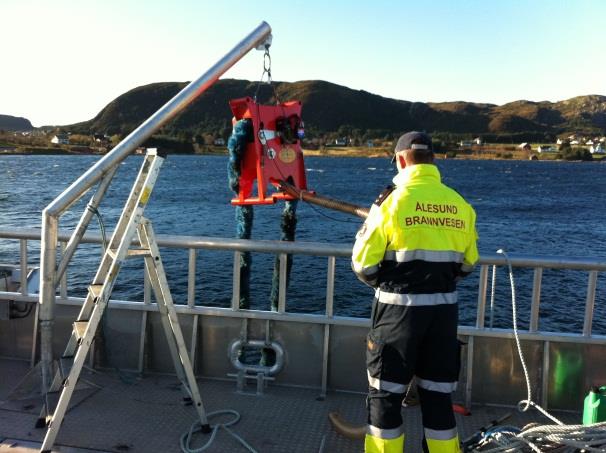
xmin=0 ymin=358 xmax=580 ymax=452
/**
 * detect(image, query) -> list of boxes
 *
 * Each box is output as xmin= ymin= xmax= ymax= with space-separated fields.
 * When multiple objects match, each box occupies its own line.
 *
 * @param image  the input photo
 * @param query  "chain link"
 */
xmin=254 ymin=46 xmax=280 ymax=104
xmin=263 ymin=49 xmax=272 ymax=83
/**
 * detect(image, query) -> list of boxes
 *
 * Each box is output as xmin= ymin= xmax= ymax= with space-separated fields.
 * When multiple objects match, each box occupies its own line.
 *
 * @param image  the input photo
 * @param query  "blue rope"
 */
xmin=227 ymin=119 xmax=251 ymax=194
xmin=228 ymin=120 xmax=254 ymax=309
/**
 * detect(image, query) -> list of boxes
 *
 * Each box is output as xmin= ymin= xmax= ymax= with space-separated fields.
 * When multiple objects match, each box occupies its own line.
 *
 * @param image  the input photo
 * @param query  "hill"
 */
xmin=67 ymin=80 xmax=606 ymax=144
xmin=0 ymin=114 xmax=33 ymax=131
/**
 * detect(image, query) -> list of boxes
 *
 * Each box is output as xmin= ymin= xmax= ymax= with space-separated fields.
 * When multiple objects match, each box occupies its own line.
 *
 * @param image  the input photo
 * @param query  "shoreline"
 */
xmin=0 ymin=147 xmax=603 ymax=162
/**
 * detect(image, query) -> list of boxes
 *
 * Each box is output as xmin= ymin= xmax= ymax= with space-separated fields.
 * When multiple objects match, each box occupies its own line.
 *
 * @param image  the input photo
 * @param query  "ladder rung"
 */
xmin=88 ymin=285 xmax=103 ymax=300
xmin=73 ymin=321 xmax=89 ymax=341
xmin=106 ymin=248 xmax=118 ymax=260
xmin=126 ymin=249 xmax=152 ymax=258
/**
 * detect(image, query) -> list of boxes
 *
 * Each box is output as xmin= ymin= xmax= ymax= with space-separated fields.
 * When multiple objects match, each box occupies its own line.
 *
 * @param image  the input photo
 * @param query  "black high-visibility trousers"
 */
xmin=365 ymin=300 xmax=461 ymax=452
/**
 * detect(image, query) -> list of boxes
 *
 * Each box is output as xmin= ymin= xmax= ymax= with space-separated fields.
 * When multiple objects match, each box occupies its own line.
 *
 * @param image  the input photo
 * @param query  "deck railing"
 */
xmin=1 ymin=227 xmax=604 ymax=407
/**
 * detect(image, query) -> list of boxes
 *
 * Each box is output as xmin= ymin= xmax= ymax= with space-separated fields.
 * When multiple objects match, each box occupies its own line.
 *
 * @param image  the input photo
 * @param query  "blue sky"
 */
xmin=3 ymin=0 xmax=605 ymax=126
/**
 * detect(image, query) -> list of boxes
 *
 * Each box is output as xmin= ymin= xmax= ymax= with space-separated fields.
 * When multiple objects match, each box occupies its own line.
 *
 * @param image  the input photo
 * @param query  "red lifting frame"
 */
xmin=229 ymin=97 xmax=308 ymax=205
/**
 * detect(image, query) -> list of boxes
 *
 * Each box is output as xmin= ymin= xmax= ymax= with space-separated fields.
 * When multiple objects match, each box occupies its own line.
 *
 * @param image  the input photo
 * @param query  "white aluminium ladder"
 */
xmin=40 ymin=149 xmax=209 ymax=452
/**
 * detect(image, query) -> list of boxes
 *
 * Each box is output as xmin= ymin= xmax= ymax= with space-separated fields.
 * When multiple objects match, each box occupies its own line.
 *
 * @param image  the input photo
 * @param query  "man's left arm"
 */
xmin=458 ymin=207 xmax=479 ymax=279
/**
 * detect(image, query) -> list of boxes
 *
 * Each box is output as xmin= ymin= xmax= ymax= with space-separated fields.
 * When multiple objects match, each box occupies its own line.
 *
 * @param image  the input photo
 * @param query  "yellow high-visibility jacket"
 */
xmin=352 ymin=164 xmax=478 ymax=306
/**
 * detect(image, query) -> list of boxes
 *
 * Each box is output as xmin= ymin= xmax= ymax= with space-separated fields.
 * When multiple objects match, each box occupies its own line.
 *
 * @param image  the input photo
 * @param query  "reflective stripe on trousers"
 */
xmin=417 ymin=378 xmax=457 ymax=393
xmin=365 ymin=433 xmax=404 ymax=453
xmin=425 ymin=433 xmax=461 ymax=453
xmin=367 ymin=371 xmax=408 ymax=393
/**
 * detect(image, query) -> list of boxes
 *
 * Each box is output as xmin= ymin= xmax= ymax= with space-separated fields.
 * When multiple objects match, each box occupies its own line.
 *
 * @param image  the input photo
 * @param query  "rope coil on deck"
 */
xmin=180 ymin=410 xmax=258 ymax=453
xmin=472 ymin=250 xmax=606 ymax=452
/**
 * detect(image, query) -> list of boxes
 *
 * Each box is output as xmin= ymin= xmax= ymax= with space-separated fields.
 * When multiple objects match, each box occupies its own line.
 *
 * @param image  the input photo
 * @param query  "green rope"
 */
xmin=269 ymin=200 xmax=298 ymax=311
xmin=235 ymin=206 xmax=253 ymax=309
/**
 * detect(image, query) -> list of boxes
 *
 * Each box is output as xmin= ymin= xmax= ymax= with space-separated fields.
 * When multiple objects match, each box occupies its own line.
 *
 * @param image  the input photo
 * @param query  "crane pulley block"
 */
xmin=229 ymin=97 xmax=307 ymax=205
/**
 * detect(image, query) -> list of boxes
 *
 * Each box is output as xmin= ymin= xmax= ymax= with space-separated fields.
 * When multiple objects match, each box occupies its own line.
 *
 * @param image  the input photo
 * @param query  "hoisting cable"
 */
xmin=472 ymin=249 xmax=606 ymax=452
xmin=87 ymin=204 xmax=108 ymax=251
xmin=254 ymin=44 xmax=280 ymax=104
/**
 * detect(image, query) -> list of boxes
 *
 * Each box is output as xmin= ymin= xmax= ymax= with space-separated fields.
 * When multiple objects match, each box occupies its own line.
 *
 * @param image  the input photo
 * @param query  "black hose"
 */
xmin=276 ymin=180 xmax=369 ymax=219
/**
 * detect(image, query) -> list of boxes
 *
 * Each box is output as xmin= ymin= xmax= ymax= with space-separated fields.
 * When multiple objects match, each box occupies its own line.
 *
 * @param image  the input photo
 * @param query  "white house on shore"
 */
xmin=51 ymin=133 xmax=70 ymax=145
xmin=518 ymin=142 xmax=531 ymax=150
xmin=590 ymin=143 xmax=605 ymax=154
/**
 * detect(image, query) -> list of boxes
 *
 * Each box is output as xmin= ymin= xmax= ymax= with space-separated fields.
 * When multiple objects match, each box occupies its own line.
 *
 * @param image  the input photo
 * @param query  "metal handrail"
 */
xmin=5 ymin=228 xmax=606 ymax=270
xmin=3 ymin=228 xmax=604 ymax=327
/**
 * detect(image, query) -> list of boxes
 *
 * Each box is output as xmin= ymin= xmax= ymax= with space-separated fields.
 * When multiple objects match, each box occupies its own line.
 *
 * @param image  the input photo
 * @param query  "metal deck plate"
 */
xmin=0 ymin=359 xmax=580 ymax=452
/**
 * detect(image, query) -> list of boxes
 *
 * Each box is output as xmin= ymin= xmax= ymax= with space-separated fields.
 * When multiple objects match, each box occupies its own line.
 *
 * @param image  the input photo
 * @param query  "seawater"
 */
xmin=1 ymin=155 xmax=605 ymax=334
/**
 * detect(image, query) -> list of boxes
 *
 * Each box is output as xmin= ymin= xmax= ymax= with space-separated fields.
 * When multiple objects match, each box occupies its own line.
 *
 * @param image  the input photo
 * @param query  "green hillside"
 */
xmin=67 ymin=79 xmax=606 ymax=144
xmin=0 ymin=114 xmax=33 ymax=131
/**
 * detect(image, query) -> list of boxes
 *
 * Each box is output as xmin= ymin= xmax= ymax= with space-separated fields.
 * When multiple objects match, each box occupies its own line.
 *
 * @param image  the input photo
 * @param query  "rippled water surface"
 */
xmin=1 ymin=155 xmax=605 ymax=334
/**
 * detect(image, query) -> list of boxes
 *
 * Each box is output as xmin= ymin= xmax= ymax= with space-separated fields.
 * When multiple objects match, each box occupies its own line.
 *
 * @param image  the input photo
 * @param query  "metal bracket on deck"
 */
xmin=227 ymin=339 xmax=284 ymax=395
xmin=227 ymin=370 xmax=276 ymax=396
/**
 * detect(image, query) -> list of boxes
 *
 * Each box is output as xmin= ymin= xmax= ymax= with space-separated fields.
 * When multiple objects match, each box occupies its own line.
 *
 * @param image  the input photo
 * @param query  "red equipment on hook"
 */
xmin=229 ymin=97 xmax=308 ymax=205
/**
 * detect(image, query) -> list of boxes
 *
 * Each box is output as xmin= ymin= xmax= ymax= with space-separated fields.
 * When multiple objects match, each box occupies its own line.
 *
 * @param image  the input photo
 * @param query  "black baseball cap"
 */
xmin=392 ymin=131 xmax=433 ymax=163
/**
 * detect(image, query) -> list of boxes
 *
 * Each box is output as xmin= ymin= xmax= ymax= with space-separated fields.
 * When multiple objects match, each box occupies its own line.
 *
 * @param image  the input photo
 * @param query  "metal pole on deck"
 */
xmin=38 ymin=21 xmax=272 ymax=397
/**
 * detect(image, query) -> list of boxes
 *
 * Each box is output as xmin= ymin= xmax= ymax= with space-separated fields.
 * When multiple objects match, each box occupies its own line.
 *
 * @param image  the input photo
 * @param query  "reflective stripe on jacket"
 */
xmin=352 ymin=164 xmax=478 ymax=300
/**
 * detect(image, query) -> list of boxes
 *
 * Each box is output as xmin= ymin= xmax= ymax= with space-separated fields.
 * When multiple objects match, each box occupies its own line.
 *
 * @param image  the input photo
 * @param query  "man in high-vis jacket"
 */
xmin=352 ymin=131 xmax=478 ymax=453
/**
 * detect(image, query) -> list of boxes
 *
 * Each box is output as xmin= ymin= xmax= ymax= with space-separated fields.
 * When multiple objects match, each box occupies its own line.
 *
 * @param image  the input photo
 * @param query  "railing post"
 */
xmin=321 ymin=256 xmax=336 ymax=398
xmin=232 ymin=251 xmax=242 ymax=310
xmin=465 ymin=336 xmax=474 ymax=409
xmin=59 ymin=241 xmax=67 ymax=300
xmin=278 ymin=253 xmax=287 ymax=313
xmin=21 ymin=238 xmax=39 ymax=367
xmin=476 ymin=265 xmax=489 ymax=328
xmin=541 ymin=340 xmax=550 ymax=408
xmin=39 ymin=213 xmax=58 ymax=392
xmin=529 ymin=268 xmax=542 ymax=332
xmin=488 ymin=265 xmax=497 ymax=329
xmin=187 ymin=248 xmax=199 ymax=371
xmin=187 ymin=248 xmax=197 ymax=308
xmin=19 ymin=239 xmax=27 ymax=295
xmin=583 ymin=270 xmax=598 ymax=337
